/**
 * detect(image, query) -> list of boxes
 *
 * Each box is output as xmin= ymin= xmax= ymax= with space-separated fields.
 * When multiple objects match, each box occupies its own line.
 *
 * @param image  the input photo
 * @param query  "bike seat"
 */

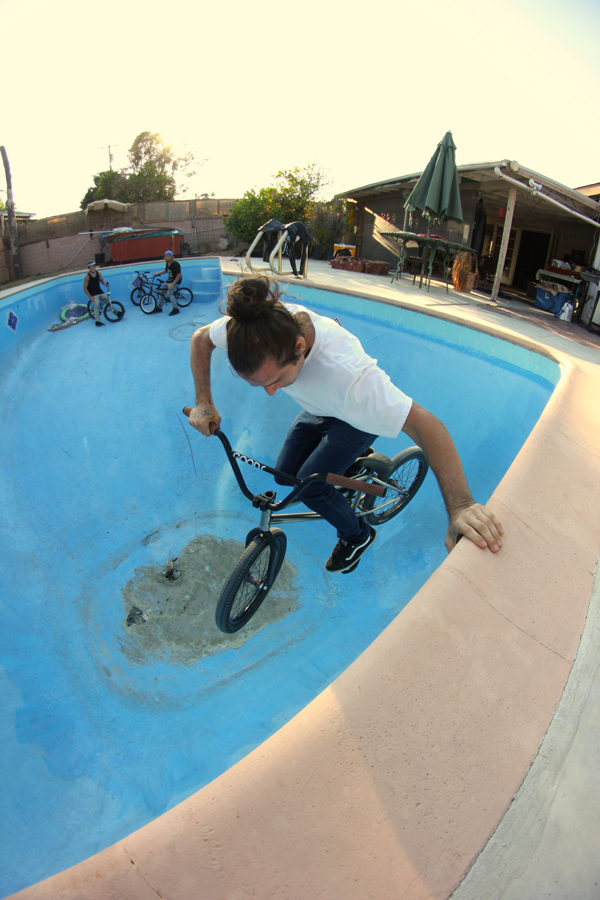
xmin=355 ymin=452 xmax=396 ymax=480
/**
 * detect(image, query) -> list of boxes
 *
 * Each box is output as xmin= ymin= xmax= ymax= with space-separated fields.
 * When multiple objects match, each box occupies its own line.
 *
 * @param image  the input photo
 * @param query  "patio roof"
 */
xmin=337 ymin=160 xmax=600 ymax=230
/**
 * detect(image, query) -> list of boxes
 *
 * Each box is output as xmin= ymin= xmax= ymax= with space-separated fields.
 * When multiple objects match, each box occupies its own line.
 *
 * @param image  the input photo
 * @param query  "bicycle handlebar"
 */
xmin=182 ymin=407 xmax=384 ymax=500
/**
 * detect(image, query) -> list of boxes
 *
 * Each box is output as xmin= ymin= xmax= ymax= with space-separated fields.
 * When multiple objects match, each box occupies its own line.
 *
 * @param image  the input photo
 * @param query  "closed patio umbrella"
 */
xmin=405 ymin=132 xmax=463 ymax=231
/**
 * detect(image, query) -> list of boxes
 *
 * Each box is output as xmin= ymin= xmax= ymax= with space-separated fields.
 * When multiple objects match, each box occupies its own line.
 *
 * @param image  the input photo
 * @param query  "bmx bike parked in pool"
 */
xmin=130 ymin=271 xmax=159 ymax=306
xmin=140 ymin=281 xmax=193 ymax=314
xmin=86 ymin=282 xmax=125 ymax=322
xmin=182 ymin=407 xmax=429 ymax=634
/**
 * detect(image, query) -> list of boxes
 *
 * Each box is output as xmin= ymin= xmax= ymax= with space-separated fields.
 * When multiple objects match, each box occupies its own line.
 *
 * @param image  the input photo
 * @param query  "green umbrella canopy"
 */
xmin=406 ymin=132 xmax=463 ymax=225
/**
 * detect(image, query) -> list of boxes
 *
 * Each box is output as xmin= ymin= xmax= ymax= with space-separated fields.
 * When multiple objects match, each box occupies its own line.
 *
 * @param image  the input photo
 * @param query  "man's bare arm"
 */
xmin=189 ymin=324 xmax=221 ymax=436
xmin=402 ymin=402 xmax=503 ymax=553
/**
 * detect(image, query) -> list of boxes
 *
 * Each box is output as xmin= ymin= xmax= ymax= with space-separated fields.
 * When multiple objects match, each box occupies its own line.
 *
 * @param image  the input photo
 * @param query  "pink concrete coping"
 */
xmin=8 ymin=325 xmax=600 ymax=900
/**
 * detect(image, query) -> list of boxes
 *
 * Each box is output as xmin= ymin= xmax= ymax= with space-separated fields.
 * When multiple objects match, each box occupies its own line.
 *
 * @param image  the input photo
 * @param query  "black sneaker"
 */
xmin=95 ymin=321 xmax=105 ymax=327
xmin=168 ymin=308 xmax=180 ymax=316
xmin=325 ymin=526 xmax=377 ymax=574
xmin=152 ymin=307 xmax=163 ymax=314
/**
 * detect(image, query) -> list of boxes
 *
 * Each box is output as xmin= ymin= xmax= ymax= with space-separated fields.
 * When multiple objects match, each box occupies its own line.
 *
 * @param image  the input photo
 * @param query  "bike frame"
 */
xmin=156 ymin=279 xmax=183 ymax=299
xmin=212 ymin=428 xmax=394 ymax=533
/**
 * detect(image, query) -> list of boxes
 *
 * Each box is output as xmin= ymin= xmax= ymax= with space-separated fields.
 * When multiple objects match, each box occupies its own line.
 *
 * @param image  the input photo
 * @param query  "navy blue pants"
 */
xmin=275 ymin=412 xmax=377 ymax=542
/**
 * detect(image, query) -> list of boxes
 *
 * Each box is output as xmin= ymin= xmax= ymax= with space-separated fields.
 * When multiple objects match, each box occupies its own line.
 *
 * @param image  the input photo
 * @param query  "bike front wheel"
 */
xmin=216 ymin=529 xmax=287 ymax=634
xmin=362 ymin=448 xmax=428 ymax=526
xmin=104 ymin=300 xmax=125 ymax=322
xmin=175 ymin=287 xmax=193 ymax=307
xmin=130 ymin=288 xmax=145 ymax=306
xmin=140 ymin=292 xmax=158 ymax=314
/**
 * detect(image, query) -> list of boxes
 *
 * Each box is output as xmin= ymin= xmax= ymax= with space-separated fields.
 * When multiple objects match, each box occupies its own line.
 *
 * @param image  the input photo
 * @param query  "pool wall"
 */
xmin=7 ymin=264 xmax=600 ymax=900
xmin=0 ymin=260 xmax=223 ymax=366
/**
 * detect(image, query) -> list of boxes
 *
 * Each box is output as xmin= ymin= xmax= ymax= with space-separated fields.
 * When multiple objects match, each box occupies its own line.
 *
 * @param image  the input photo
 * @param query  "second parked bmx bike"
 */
xmin=182 ymin=408 xmax=429 ymax=634
xmin=141 ymin=282 xmax=193 ymax=314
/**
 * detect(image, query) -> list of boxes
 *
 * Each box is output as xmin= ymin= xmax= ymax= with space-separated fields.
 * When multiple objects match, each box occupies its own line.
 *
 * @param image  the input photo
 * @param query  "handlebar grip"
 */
xmin=326 ymin=473 xmax=385 ymax=497
xmin=183 ymin=406 xmax=192 ymax=416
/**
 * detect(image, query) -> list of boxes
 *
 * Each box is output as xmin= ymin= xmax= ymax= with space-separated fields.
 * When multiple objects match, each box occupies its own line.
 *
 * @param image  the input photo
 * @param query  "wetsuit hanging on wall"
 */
xmin=471 ymin=200 xmax=487 ymax=261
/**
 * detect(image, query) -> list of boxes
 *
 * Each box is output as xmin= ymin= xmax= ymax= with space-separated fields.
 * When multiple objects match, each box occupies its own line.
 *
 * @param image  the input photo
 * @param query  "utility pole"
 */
xmin=100 ymin=144 xmax=118 ymax=170
xmin=0 ymin=145 xmax=22 ymax=281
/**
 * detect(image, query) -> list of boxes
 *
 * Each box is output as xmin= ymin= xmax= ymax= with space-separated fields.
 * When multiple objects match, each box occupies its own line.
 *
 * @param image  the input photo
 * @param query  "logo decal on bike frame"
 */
xmin=233 ymin=452 xmax=266 ymax=471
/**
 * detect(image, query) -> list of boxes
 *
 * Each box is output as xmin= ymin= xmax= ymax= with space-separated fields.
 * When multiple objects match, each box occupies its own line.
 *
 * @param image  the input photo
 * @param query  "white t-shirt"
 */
xmin=209 ymin=303 xmax=412 ymax=439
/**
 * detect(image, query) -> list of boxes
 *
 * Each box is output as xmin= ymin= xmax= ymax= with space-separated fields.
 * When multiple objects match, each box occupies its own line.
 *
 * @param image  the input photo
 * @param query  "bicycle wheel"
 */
xmin=362 ymin=448 xmax=428 ymax=526
xmin=130 ymin=288 xmax=144 ymax=306
xmin=140 ymin=292 xmax=157 ymax=314
xmin=104 ymin=300 xmax=125 ymax=322
xmin=216 ymin=529 xmax=287 ymax=634
xmin=175 ymin=287 xmax=193 ymax=307
xmin=87 ymin=299 xmax=97 ymax=318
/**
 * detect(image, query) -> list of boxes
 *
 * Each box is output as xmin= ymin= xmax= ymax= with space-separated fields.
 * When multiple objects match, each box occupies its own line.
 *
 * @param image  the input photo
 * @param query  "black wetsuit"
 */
xmin=285 ymin=222 xmax=312 ymax=277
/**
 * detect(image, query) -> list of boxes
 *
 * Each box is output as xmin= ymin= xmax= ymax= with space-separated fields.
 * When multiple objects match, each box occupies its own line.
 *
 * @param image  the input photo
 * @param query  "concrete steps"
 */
xmin=189 ymin=266 xmax=221 ymax=304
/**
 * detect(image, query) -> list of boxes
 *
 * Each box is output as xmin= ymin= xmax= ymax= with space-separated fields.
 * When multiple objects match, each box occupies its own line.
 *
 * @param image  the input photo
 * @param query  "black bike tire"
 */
xmin=140 ymin=292 xmax=157 ymax=314
xmin=175 ymin=287 xmax=193 ymax=307
xmin=130 ymin=288 xmax=144 ymax=306
xmin=87 ymin=299 xmax=96 ymax=318
xmin=216 ymin=529 xmax=287 ymax=634
xmin=362 ymin=448 xmax=428 ymax=526
xmin=104 ymin=300 xmax=125 ymax=322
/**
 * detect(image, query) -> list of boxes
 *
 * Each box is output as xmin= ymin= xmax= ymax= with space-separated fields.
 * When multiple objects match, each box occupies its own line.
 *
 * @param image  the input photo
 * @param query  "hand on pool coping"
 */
xmin=446 ymin=503 xmax=504 ymax=554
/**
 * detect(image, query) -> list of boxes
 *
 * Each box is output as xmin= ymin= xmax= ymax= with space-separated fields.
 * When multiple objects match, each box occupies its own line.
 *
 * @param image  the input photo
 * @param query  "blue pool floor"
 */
xmin=0 ymin=284 xmax=553 ymax=895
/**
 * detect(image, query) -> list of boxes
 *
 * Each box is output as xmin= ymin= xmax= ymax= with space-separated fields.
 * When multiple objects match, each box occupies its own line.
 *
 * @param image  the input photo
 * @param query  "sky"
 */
xmin=2 ymin=0 xmax=600 ymax=219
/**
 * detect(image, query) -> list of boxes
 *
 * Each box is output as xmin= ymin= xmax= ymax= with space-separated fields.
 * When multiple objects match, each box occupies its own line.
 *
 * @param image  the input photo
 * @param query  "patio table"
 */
xmin=386 ymin=231 xmax=477 ymax=293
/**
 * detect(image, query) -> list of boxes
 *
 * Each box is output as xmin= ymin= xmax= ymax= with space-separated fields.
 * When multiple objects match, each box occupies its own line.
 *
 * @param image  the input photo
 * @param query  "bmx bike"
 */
xmin=140 ymin=281 xmax=193 ymax=314
xmin=87 ymin=282 xmax=125 ymax=322
xmin=182 ymin=407 xmax=429 ymax=634
xmin=130 ymin=271 xmax=159 ymax=306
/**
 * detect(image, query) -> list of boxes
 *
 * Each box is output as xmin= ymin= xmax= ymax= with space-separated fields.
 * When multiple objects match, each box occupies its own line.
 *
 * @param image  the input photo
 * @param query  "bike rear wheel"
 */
xmin=362 ymin=448 xmax=428 ymax=526
xmin=140 ymin=292 xmax=158 ymax=314
xmin=216 ymin=529 xmax=287 ymax=633
xmin=175 ymin=287 xmax=193 ymax=307
xmin=104 ymin=300 xmax=125 ymax=322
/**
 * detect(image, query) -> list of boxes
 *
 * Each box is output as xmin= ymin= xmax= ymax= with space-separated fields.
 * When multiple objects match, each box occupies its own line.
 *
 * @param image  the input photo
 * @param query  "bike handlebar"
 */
xmin=182 ymin=407 xmax=384 ymax=500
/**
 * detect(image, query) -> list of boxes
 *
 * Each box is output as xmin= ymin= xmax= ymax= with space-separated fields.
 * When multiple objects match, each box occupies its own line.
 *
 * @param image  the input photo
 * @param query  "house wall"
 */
xmin=355 ymin=186 xmax=597 ymax=285
xmin=357 ymin=191 xmax=477 ymax=265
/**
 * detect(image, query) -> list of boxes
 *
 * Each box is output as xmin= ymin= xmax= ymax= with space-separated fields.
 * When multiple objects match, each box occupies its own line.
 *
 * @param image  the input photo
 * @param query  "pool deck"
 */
xmin=8 ymin=260 xmax=600 ymax=900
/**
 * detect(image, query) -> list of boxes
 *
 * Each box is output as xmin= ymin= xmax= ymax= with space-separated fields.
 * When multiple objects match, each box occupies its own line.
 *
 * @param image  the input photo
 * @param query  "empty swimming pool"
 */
xmin=0 ymin=264 xmax=558 ymax=895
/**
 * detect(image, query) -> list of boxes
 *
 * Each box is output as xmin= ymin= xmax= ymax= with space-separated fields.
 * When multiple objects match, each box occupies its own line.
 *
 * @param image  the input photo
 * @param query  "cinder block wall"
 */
xmin=2 ymin=199 xmax=236 ymax=284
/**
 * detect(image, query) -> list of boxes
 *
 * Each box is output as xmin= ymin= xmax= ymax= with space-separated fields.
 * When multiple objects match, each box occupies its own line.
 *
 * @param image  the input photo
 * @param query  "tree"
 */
xmin=80 ymin=132 xmax=197 ymax=208
xmin=1 ymin=145 xmax=22 ymax=279
xmin=226 ymin=164 xmax=327 ymax=243
xmin=80 ymin=170 xmax=130 ymax=208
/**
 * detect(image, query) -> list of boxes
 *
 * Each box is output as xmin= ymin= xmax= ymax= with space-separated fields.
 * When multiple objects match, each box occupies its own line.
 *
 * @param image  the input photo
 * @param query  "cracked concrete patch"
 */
xmin=118 ymin=533 xmax=299 ymax=665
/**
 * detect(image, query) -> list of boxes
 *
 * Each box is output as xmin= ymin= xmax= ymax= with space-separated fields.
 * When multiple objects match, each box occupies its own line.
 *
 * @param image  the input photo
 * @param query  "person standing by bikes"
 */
xmin=153 ymin=250 xmax=182 ymax=316
xmin=187 ymin=276 xmax=504 ymax=573
xmin=83 ymin=261 xmax=109 ymax=327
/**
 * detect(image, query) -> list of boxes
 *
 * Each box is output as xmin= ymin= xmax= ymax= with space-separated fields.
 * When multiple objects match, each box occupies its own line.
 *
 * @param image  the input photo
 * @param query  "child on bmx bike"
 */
xmin=187 ymin=276 xmax=503 ymax=575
